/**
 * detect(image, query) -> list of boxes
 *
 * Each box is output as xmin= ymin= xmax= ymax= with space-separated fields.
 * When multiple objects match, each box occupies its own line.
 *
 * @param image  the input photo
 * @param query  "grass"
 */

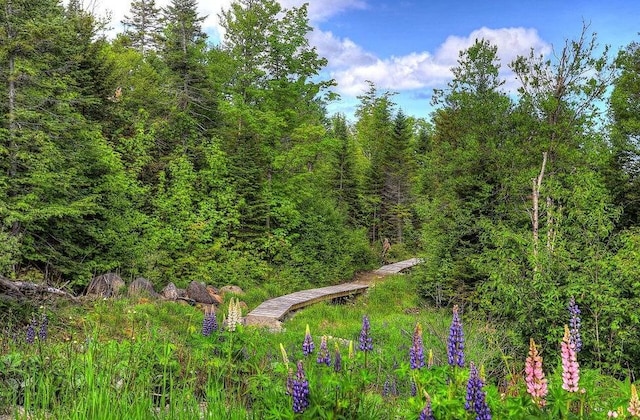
xmin=0 ymin=274 xmax=636 ymax=419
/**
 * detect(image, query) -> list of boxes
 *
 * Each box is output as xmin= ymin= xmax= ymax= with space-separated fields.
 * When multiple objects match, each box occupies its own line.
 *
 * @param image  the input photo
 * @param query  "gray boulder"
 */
xmin=86 ymin=273 xmax=125 ymax=298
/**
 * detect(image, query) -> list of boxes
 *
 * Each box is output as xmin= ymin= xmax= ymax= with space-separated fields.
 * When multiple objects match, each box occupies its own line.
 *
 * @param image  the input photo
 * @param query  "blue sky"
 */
xmin=96 ymin=0 xmax=639 ymax=119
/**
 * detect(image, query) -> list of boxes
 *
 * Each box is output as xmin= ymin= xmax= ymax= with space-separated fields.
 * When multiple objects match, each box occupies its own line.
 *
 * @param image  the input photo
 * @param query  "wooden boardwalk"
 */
xmin=244 ymin=258 xmax=422 ymax=329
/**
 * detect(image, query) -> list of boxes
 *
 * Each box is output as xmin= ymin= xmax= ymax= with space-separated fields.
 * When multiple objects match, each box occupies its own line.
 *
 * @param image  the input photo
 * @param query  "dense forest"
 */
xmin=2 ymin=0 xmax=640 ymax=374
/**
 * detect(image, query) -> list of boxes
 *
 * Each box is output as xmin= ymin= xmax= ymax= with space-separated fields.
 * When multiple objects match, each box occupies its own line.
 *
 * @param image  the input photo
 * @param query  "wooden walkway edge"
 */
xmin=244 ymin=258 xmax=422 ymax=329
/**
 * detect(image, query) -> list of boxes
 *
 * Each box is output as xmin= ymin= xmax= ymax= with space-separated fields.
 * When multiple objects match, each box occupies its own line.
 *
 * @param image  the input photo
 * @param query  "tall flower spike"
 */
xmin=568 ymin=297 xmax=582 ymax=352
xmin=227 ymin=298 xmax=241 ymax=332
xmin=202 ymin=309 xmax=218 ymax=336
xmin=410 ymin=322 xmax=425 ymax=369
xmin=359 ymin=315 xmax=373 ymax=351
xmin=525 ymin=338 xmax=548 ymax=407
xmin=302 ymin=324 xmax=314 ymax=356
xmin=561 ymin=325 xmax=580 ymax=392
xmin=292 ymin=360 xmax=310 ymax=414
xmin=333 ymin=342 xmax=342 ymax=372
xmin=317 ymin=335 xmax=331 ymax=366
xmin=419 ymin=391 xmax=435 ymax=420
xmin=25 ymin=316 xmax=37 ymax=345
xmin=38 ymin=313 xmax=48 ymax=341
xmin=447 ymin=305 xmax=465 ymax=367
xmin=280 ymin=343 xmax=290 ymax=367
xmin=629 ymin=384 xmax=640 ymax=417
xmin=465 ymin=361 xmax=492 ymax=420
xmin=427 ymin=348 xmax=434 ymax=368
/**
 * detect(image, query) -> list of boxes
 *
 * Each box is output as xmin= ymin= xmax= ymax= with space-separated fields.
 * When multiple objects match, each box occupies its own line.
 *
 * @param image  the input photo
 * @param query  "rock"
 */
xmin=128 ymin=277 xmax=158 ymax=298
xmin=206 ymin=286 xmax=223 ymax=305
xmin=86 ymin=273 xmax=125 ymax=298
xmin=219 ymin=285 xmax=244 ymax=296
xmin=187 ymin=281 xmax=215 ymax=304
xmin=161 ymin=283 xmax=179 ymax=300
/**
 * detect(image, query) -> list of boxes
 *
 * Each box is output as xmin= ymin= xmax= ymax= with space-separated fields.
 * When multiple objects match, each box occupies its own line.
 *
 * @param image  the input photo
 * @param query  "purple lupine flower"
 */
xmin=302 ymin=324 xmax=315 ymax=356
xmin=447 ymin=305 xmax=465 ymax=367
xmin=419 ymin=393 xmax=435 ymax=420
xmin=568 ymin=297 xmax=582 ymax=353
xmin=410 ymin=322 xmax=425 ymax=369
xmin=316 ymin=335 xmax=331 ymax=366
xmin=382 ymin=378 xmax=392 ymax=397
xmin=201 ymin=310 xmax=218 ymax=336
xmin=38 ymin=313 xmax=48 ymax=341
xmin=410 ymin=380 xmax=417 ymax=397
xmin=285 ymin=368 xmax=294 ymax=396
xmin=465 ymin=362 xmax=491 ymax=420
xmin=292 ymin=361 xmax=310 ymax=414
xmin=334 ymin=344 xmax=342 ymax=373
xmin=359 ymin=315 xmax=373 ymax=351
xmin=25 ymin=317 xmax=37 ymax=345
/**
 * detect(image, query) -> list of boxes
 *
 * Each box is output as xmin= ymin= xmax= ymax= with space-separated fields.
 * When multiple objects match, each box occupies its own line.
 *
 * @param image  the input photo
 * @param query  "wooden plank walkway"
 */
xmin=245 ymin=258 xmax=422 ymax=328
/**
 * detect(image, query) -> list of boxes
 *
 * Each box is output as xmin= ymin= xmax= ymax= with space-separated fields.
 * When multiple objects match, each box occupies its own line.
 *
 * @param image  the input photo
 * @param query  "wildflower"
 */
xmin=411 ymin=380 xmax=417 ymax=397
xmin=608 ymin=410 xmax=619 ymax=418
xmin=348 ymin=340 xmax=354 ymax=359
xmin=292 ymin=361 xmax=310 ymax=414
xmin=201 ymin=310 xmax=218 ymax=336
xmin=561 ymin=325 xmax=580 ymax=392
xmin=226 ymin=298 xmax=242 ymax=332
xmin=317 ymin=335 xmax=331 ymax=366
xmin=382 ymin=378 xmax=392 ymax=397
xmin=447 ymin=305 xmax=465 ymax=367
xmin=280 ymin=343 xmax=290 ymax=367
xmin=410 ymin=322 xmax=425 ymax=369
xmin=419 ymin=391 xmax=435 ymax=420
xmin=465 ymin=362 xmax=492 ymax=420
xmin=38 ymin=313 xmax=48 ymax=341
xmin=568 ymin=297 xmax=582 ymax=352
xmin=427 ymin=348 xmax=434 ymax=368
xmin=25 ymin=317 xmax=37 ymax=345
xmin=285 ymin=368 xmax=294 ymax=396
xmin=629 ymin=384 xmax=640 ymax=417
xmin=359 ymin=315 xmax=373 ymax=352
xmin=525 ymin=338 xmax=548 ymax=407
xmin=333 ymin=343 xmax=342 ymax=372
xmin=302 ymin=324 xmax=314 ymax=356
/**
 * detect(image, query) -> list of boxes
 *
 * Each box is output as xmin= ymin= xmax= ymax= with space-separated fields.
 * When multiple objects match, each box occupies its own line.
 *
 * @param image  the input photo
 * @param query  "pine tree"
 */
xmin=161 ymin=0 xmax=207 ymax=111
xmin=330 ymin=113 xmax=361 ymax=225
xmin=122 ymin=0 xmax=163 ymax=54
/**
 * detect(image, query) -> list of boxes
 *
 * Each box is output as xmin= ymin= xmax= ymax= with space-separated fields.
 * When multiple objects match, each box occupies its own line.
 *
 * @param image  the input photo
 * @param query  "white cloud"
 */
xmin=320 ymin=27 xmax=552 ymax=97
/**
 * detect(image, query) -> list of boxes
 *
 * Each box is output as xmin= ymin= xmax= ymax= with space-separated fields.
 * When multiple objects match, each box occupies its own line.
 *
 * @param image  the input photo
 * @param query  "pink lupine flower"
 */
xmin=629 ymin=384 xmax=640 ymax=417
xmin=525 ymin=338 xmax=548 ymax=407
xmin=561 ymin=325 xmax=580 ymax=392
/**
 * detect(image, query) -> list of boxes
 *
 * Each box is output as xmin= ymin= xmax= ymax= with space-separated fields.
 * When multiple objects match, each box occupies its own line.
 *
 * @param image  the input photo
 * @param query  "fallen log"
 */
xmin=0 ymin=276 xmax=77 ymax=301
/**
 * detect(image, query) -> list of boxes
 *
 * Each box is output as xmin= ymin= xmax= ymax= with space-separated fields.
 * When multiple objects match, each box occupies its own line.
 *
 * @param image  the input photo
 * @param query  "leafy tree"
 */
xmin=418 ymin=39 xmax=512 ymax=298
xmin=608 ymin=41 xmax=640 ymax=229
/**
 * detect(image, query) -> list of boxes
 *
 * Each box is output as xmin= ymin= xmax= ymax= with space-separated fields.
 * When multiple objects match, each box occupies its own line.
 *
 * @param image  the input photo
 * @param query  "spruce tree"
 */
xmin=122 ymin=0 xmax=163 ymax=54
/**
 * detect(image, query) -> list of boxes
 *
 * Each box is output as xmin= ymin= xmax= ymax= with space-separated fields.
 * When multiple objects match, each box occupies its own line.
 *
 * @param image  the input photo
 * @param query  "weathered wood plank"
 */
xmin=245 ymin=258 xmax=422 ymax=327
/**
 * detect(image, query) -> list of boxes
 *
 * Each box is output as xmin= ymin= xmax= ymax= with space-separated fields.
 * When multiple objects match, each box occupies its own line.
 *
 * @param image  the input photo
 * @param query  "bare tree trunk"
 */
xmin=532 ymin=152 xmax=548 ymax=270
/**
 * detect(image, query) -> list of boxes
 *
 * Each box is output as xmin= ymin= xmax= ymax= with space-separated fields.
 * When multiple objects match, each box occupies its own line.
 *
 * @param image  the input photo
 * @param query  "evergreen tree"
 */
xmin=354 ymin=82 xmax=395 ymax=243
xmin=330 ymin=113 xmax=361 ymax=225
xmin=161 ymin=0 xmax=209 ymax=113
xmin=0 ymin=0 xmax=137 ymax=283
xmin=381 ymin=110 xmax=414 ymax=243
xmin=122 ymin=0 xmax=163 ymax=54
